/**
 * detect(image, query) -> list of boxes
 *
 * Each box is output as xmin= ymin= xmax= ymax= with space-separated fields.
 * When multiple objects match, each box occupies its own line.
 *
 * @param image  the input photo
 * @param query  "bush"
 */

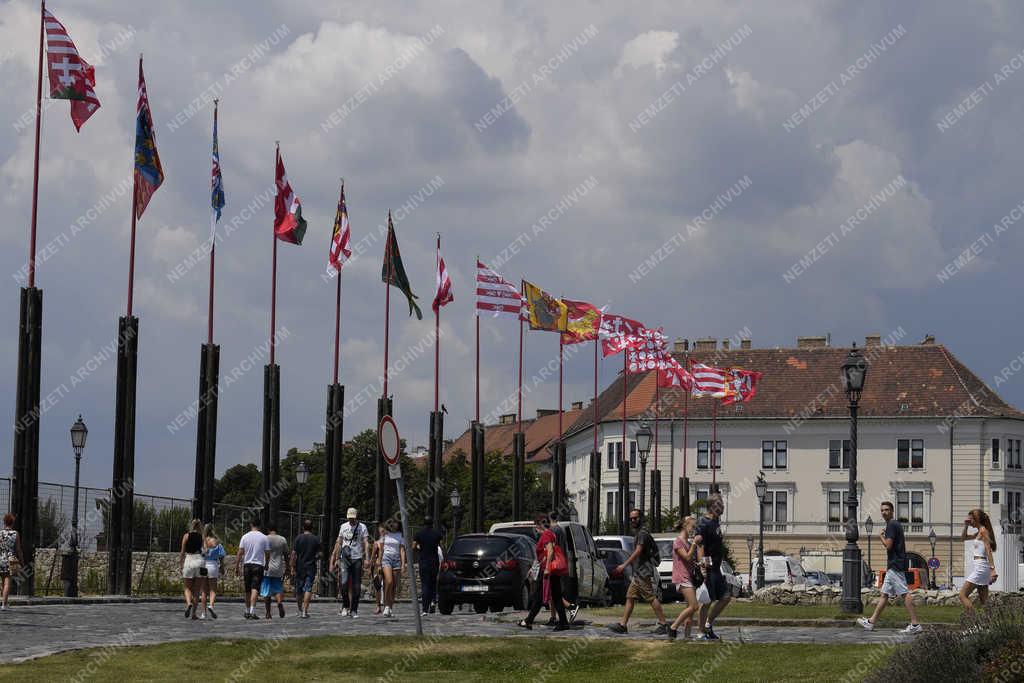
xmin=866 ymin=605 xmax=1024 ymax=683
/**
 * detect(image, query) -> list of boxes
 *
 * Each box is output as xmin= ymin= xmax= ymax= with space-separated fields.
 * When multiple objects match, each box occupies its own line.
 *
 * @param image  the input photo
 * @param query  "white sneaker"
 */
xmin=902 ymin=623 xmax=922 ymax=635
xmin=857 ymin=617 xmax=874 ymax=631
xmin=350 ymin=611 xmax=358 ymax=618
xmin=340 ymin=607 xmax=349 ymax=617
xmin=385 ymin=606 xmax=393 ymax=617
xmin=200 ymin=612 xmax=206 ymax=620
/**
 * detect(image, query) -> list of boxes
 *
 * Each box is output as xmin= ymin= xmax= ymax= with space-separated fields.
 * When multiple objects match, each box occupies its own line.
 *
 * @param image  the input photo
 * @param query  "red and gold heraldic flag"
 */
xmin=522 ymin=280 xmax=568 ymax=332
xmin=560 ymin=299 xmax=601 ymax=345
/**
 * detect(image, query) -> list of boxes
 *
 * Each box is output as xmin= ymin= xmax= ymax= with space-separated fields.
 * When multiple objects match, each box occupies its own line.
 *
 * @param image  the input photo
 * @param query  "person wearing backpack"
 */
xmin=608 ymin=509 xmax=669 ymax=635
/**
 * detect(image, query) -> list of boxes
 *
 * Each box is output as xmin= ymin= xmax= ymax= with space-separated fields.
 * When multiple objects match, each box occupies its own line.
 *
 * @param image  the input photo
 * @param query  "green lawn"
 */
xmin=586 ymin=601 xmax=963 ymax=626
xmin=0 ymin=636 xmax=884 ymax=682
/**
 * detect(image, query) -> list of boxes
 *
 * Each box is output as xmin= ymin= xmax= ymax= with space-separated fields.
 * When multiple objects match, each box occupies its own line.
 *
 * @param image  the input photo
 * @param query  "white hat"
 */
xmin=347 ymin=507 xmax=358 ymax=519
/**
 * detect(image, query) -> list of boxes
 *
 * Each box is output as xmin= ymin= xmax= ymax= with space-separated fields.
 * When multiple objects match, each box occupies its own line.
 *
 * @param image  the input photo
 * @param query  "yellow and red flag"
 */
xmin=560 ymin=299 xmax=602 ymax=345
xmin=522 ymin=281 xmax=567 ymax=332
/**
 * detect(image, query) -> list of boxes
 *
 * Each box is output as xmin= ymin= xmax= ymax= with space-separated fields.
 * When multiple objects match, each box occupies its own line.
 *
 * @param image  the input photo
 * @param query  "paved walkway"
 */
xmin=0 ymin=602 xmax=916 ymax=662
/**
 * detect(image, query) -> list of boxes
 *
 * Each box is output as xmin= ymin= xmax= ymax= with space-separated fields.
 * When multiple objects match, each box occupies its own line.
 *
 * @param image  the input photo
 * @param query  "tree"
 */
xmin=213 ymin=463 xmax=261 ymax=507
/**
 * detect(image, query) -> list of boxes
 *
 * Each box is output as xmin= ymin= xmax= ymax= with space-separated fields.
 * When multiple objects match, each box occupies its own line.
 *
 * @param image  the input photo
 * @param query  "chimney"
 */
xmin=721 ymin=339 xmax=730 ymax=350
xmin=796 ymin=335 xmax=828 ymax=349
xmin=865 ymin=334 xmax=881 ymax=347
xmin=571 ymin=401 xmax=583 ymax=411
xmin=740 ymin=339 xmax=752 ymax=349
xmin=499 ymin=413 xmax=516 ymax=425
xmin=536 ymin=409 xmax=558 ymax=419
xmin=921 ymin=334 xmax=935 ymax=345
xmin=694 ymin=337 xmax=717 ymax=351
xmin=674 ymin=338 xmax=688 ymax=352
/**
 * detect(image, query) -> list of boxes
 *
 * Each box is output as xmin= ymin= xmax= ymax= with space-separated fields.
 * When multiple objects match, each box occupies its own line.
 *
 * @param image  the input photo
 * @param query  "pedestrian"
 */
xmin=668 ymin=516 xmax=699 ymax=640
xmin=413 ymin=516 xmax=444 ymax=616
xmin=857 ymin=501 xmax=922 ymax=634
xmin=0 ymin=513 xmax=24 ymax=611
xmin=291 ymin=519 xmax=321 ymax=618
xmin=958 ymin=508 xmax=998 ymax=612
xmin=546 ymin=511 xmax=579 ymax=623
xmin=330 ymin=508 xmax=369 ymax=618
xmin=518 ymin=513 xmax=569 ymax=630
xmin=260 ymin=524 xmax=289 ymax=619
xmin=202 ymin=524 xmax=225 ymax=619
xmin=179 ymin=518 xmax=206 ymax=620
xmin=370 ymin=524 xmax=386 ymax=615
xmin=694 ymin=494 xmax=731 ymax=640
xmin=380 ymin=519 xmax=406 ymax=617
xmin=608 ymin=509 xmax=668 ymax=635
xmin=234 ymin=519 xmax=269 ymax=620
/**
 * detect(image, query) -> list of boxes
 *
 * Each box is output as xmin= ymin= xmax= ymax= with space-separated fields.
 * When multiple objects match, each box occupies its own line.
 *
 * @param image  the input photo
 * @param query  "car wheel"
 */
xmin=513 ymin=583 xmax=529 ymax=610
xmin=473 ymin=602 xmax=489 ymax=614
xmin=438 ymin=598 xmax=454 ymax=615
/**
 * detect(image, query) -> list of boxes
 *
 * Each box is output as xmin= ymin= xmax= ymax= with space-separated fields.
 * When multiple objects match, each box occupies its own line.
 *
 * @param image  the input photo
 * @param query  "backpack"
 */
xmin=639 ymin=530 xmax=660 ymax=564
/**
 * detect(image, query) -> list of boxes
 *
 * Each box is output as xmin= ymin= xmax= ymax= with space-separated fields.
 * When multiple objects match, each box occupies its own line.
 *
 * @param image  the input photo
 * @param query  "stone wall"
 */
xmin=30 ymin=549 xmax=421 ymax=600
xmin=752 ymin=583 xmax=1024 ymax=608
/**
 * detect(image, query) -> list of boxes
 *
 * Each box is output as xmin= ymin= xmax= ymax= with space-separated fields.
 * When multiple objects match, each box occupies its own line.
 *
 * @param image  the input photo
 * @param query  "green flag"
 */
xmin=382 ymin=212 xmax=422 ymax=319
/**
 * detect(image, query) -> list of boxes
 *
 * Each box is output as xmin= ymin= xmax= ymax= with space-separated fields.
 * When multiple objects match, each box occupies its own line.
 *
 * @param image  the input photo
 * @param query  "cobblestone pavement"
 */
xmin=0 ymin=602 xmax=916 ymax=662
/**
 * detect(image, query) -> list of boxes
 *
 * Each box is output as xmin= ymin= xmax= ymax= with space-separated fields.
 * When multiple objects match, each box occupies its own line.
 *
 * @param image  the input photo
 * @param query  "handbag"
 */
xmin=548 ymin=545 xmax=569 ymax=576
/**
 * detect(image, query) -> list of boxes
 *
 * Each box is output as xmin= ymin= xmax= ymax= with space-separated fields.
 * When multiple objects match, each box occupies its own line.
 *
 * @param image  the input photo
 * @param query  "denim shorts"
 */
xmin=881 ymin=568 xmax=909 ymax=597
xmin=295 ymin=574 xmax=314 ymax=594
xmin=382 ymin=554 xmax=402 ymax=570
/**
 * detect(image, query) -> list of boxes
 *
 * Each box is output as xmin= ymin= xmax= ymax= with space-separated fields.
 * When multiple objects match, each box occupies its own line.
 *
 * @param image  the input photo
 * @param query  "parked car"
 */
xmin=594 ymin=535 xmax=636 ymax=554
xmin=597 ymin=547 xmax=633 ymax=605
xmin=759 ymin=555 xmax=807 ymax=586
xmin=489 ymin=521 xmax=612 ymax=606
xmin=805 ymin=570 xmax=833 ymax=587
xmin=654 ymin=535 xmax=679 ymax=602
xmin=437 ymin=533 xmax=535 ymax=614
xmin=720 ymin=560 xmax=744 ymax=597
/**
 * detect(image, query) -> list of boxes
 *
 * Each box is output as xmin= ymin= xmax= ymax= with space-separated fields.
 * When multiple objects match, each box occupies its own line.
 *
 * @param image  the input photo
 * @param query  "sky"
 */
xmin=2 ymin=1 xmax=1024 ymax=498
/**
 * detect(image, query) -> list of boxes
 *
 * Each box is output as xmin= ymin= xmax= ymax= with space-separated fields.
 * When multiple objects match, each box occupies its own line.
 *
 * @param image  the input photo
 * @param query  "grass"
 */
xmin=585 ymin=601 xmax=963 ymax=626
xmin=0 ymin=636 xmax=884 ymax=682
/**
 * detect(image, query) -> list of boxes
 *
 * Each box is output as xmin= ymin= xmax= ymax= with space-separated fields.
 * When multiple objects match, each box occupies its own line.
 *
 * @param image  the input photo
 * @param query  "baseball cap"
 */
xmin=347 ymin=507 xmax=358 ymax=519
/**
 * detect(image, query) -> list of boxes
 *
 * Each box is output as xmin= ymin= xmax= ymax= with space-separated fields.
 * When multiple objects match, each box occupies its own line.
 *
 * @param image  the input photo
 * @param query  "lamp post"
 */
xmin=746 ymin=534 xmax=754 ymax=593
xmin=864 ymin=516 xmax=874 ymax=577
xmin=840 ymin=344 xmax=867 ymax=613
xmin=635 ymin=423 xmax=652 ymax=521
xmin=67 ymin=416 xmax=87 ymax=598
xmin=928 ymin=527 xmax=937 ymax=589
xmin=450 ymin=488 xmax=462 ymax=539
xmin=755 ymin=471 xmax=767 ymax=590
xmin=295 ymin=461 xmax=309 ymax=529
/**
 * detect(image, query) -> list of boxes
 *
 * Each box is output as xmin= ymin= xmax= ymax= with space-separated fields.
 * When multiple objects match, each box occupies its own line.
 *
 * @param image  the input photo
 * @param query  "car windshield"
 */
xmin=448 ymin=537 xmax=513 ymax=557
xmin=494 ymin=526 xmax=537 ymax=540
xmin=595 ymin=539 xmax=622 ymax=549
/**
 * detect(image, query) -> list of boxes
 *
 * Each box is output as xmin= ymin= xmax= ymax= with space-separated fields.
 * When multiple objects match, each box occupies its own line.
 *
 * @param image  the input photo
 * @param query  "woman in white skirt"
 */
xmin=959 ymin=508 xmax=997 ymax=611
xmin=202 ymin=524 xmax=225 ymax=619
xmin=179 ymin=519 xmax=206 ymax=620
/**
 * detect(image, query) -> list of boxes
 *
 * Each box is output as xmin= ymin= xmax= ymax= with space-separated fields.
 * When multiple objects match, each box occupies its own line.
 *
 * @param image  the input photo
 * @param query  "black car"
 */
xmin=597 ymin=547 xmax=633 ymax=605
xmin=437 ymin=533 xmax=535 ymax=614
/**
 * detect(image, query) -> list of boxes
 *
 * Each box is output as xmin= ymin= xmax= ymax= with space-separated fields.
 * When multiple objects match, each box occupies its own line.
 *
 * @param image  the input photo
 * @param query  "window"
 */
xmin=761 ymin=490 xmax=788 ymax=530
xmin=992 ymin=490 xmax=1000 ymax=505
xmin=1008 ymin=439 xmax=1023 ymax=469
xmin=606 ymin=491 xmax=615 ymax=520
xmin=896 ymin=490 xmax=925 ymax=532
xmin=1008 ymin=491 xmax=1022 ymax=526
xmin=695 ymin=487 xmax=710 ymax=504
xmin=897 ymin=439 xmax=924 ymax=469
xmin=762 ymin=440 xmax=788 ymax=469
xmin=628 ymin=489 xmax=636 ymax=512
xmin=992 ymin=438 xmax=1001 ymax=468
xmin=697 ymin=441 xmax=721 ymax=469
xmin=827 ymin=490 xmax=850 ymax=531
xmin=829 ymin=440 xmax=851 ymax=469
xmin=630 ymin=441 xmax=637 ymax=469
xmin=607 ymin=442 xmax=624 ymax=470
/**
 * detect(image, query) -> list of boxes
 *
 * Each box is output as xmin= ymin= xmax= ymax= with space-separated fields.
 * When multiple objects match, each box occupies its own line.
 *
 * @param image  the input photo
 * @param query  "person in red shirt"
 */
xmin=517 ymin=513 xmax=569 ymax=630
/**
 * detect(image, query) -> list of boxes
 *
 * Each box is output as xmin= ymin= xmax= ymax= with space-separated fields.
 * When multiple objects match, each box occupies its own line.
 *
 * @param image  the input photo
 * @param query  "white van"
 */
xmin=758 ymin=555 xmax=806 ymax=586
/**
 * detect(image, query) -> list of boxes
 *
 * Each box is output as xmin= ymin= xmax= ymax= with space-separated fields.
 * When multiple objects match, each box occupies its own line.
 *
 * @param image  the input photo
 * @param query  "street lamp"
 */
xmin=450 ymin=488 xmax=462 ymax=539
xmin=746 ymin=535 xmax=754 ymax=593
xmin=635 ymin=423 xmax=652 ymax=520
xmin=865 ymin=516 xmax=874 ymax=577
xmin=928 ymin=527 xmax=937 ymax=589
xmin=295 ymin=461 xmax=309 ymax=528
xmin=754 ymin=471 xmax=767 ymax=590
xmin=67 ymin=415 xmax=87 ymax=598
xmin=840 ymin=344 xmax=868 ymax=613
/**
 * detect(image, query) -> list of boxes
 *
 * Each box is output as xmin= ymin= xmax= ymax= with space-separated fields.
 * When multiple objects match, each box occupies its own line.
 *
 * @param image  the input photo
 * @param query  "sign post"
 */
xmin=379 ymin=415 xmax=423 ymax=637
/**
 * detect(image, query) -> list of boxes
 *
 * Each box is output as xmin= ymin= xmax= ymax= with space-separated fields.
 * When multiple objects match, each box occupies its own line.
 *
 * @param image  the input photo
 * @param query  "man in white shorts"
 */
xmin=857 ymin=501 xmax=921 ymax=634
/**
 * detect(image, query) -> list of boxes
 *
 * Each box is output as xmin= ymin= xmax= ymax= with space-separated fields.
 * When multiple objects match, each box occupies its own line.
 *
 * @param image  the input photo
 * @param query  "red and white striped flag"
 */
xmin=328 ymin=182 xmax=351 ymax=271
xmin=690 ymin=361 xmax=730 ymax=398
xmin=44 ymin=9 xmax=100 ymax=131
xmin=476 ymin=260 xmax=524 ymax=319
xmin=657 ymin=354 xmax=695 ymax=389
xmin=432 ymin=244 xmax=453 ymax=314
